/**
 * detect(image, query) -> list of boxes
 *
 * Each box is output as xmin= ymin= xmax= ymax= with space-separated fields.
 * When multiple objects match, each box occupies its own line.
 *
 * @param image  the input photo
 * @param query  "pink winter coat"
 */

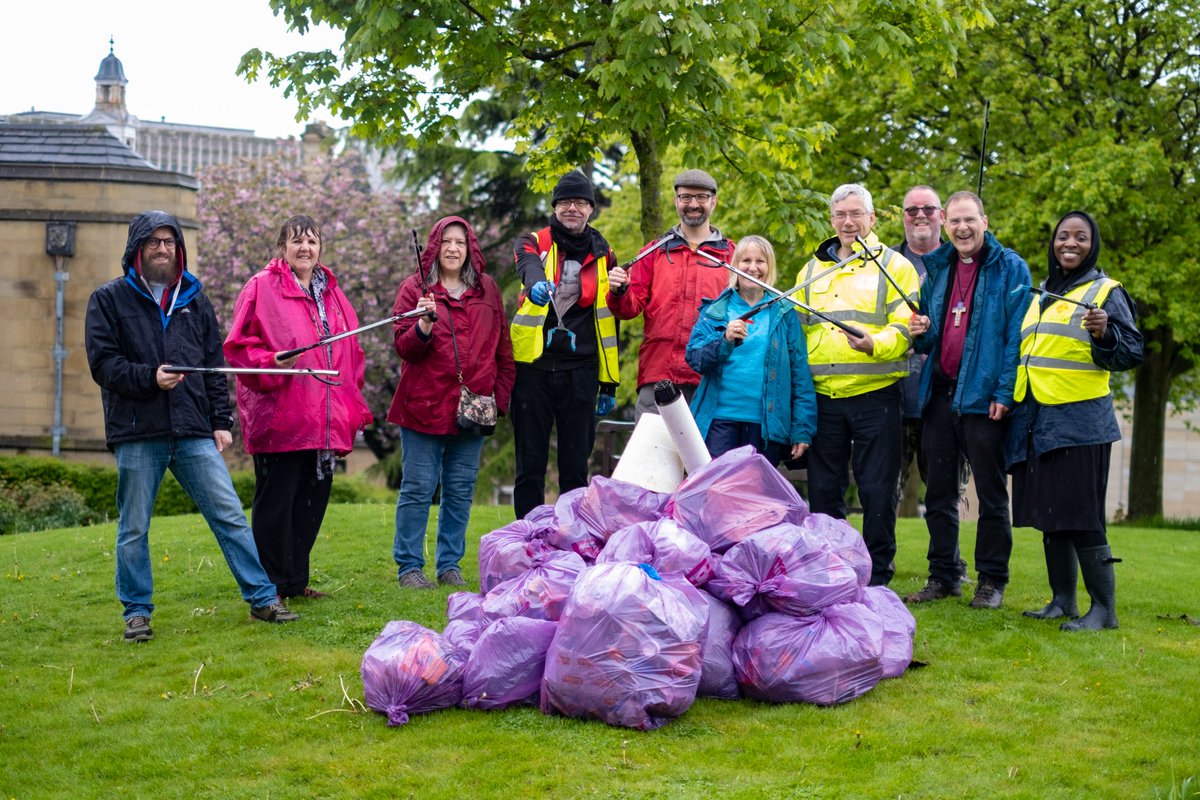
xmin=224 ymin=258 xmax=372 ymax=455
xmin=386 ymin=218 xmax=515 ymax=436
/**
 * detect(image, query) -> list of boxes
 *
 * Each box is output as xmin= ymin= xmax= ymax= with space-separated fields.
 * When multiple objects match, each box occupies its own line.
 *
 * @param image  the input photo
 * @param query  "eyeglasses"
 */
xmin=904 ymin=205 xmax=941 ymax=218
xmin=832 ymin=210 xmax=867 ymax=221
xmin=675 ymin=193 xmax=713 ymax=204
xmin=555 ymin=199 xmax=593 ymax=209
xmin=145 ymin=237 xmax=177 ymax=250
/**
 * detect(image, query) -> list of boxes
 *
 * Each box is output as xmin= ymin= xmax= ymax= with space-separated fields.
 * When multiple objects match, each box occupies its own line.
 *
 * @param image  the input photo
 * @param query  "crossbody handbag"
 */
xmin=444 ymin=299 xmax=498 ymax=435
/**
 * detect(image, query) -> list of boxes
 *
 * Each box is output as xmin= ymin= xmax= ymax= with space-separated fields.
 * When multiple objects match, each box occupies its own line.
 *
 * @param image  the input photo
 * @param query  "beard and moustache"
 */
xmin=142 ymin=252 xmax=178 ymax=285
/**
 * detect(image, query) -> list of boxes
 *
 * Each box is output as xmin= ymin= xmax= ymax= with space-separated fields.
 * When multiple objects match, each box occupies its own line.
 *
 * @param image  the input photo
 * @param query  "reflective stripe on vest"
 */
xmin=1014 ymin=277 xmax=1119 ymax=404
xmin=509 ymin=230 xmax=619 ymax=383
xmin=799 ymin=246 xmax=913 ymax=393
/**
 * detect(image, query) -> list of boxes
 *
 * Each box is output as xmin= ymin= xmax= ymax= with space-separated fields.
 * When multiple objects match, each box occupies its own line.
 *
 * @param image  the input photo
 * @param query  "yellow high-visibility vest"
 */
xmin=796 ymin=236 xmax=918 ymax=398
xmin=510 ymin=230 xmax=619 ymax=384
xmin=1013 ymin=277 xmax=1120 ymax=404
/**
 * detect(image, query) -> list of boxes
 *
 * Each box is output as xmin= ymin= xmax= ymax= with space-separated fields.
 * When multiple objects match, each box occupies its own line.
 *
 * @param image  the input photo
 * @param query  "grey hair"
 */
xmin=944 ymin=190 xmax=985 ymax=216
xmin=830 ymin=183 xmax=874 ymax=214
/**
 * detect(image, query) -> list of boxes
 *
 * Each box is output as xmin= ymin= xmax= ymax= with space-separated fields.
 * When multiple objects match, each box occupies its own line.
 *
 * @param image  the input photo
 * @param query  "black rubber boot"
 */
xmin=1023 ymin=536 xmax=1079 ymax=620
xmin=1060 ymin=545 xmax=1120 ymax=631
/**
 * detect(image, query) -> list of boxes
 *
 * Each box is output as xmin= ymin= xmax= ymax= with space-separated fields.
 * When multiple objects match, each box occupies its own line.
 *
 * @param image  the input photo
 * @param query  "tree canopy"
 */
xmin=241 ymin=0 xmax=990 ymax=243
xmin=790 ymin=0 xmax=1200 ymax=518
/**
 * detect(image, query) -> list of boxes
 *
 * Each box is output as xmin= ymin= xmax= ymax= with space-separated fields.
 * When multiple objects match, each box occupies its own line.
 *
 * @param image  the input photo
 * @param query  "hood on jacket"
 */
xmin=1045 ymin=209 xmax=1101 ymax=296
xmin=420 ymin=215 xmax=487 ymax=285
xmin=122 ymin=210 xmax=187 ymax=283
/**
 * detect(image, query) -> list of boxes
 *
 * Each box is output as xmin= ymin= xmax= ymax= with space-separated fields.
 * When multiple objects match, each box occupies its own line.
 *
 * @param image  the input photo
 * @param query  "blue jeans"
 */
xmin=704 ymin=418 xmax=787 ymax=466
xmin=114 ymin=437 xmax=279 ymax=618
xmin=393 ymin=427 xmax=484 ymax=578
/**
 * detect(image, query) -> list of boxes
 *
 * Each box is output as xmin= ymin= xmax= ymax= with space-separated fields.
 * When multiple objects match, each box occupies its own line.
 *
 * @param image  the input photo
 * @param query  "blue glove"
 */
xmin=595 ymin=393 xmax=616 ymax=417
xmin=529 ymin=280 xmax=555 ymax=306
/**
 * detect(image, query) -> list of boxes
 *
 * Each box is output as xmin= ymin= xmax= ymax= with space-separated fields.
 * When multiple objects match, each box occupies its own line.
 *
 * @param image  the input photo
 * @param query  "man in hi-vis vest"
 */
xmin=795 ymin=183 xmax=920 ymax=587
xmin=509 ymin=171 xmax=619 ymax=520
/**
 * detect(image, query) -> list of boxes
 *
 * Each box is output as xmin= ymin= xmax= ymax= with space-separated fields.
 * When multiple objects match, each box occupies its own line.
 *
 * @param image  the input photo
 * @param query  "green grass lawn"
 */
xmin=1 ymin=504 xmax=1198 ymax=799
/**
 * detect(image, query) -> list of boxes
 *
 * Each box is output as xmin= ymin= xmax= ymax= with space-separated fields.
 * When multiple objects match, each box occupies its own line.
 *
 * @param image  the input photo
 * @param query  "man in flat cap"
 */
xmin=509 ymin=170 xmax=620 ymax=518
xmin=607 ymin=169 xmax=735 ymax=417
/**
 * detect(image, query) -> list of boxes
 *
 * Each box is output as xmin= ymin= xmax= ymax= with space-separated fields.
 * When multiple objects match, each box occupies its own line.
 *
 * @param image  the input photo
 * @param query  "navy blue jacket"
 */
xmin=85 ymin=211 xmax=233 ymax=448
xmin=686 ymin=288 xmax=817 ymax=446
xmin=913 ymin=231 xmax=1031 ymax=416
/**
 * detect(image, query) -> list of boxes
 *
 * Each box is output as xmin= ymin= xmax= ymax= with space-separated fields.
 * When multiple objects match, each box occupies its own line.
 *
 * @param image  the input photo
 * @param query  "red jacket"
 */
xmin=387 ymin=273 xmax=516 ymax=435
xmin=223 ymin=258 xmax=372 ymax=455
xmin=606 ymin=227 xmax=734 ymax=388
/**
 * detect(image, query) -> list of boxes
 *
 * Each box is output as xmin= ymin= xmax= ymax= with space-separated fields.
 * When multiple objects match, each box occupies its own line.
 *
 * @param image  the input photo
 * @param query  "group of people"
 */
xmin=85 ymin=167 xmax=1141 ymax=642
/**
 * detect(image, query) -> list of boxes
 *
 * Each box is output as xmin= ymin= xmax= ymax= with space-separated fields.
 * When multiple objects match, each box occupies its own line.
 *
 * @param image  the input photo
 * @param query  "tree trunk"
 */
xmin=1127 ymin=324 xmax=1173 ymax=520
xmin=629 ymin=127 xmax=663 ymax=242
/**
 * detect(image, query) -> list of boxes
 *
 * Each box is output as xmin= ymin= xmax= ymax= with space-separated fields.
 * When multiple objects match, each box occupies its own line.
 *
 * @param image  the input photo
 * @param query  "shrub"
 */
xmin=0 ymin=455 xmax=390 ymax=532
xmin=0 ymin=479 xmax=91 ymax=533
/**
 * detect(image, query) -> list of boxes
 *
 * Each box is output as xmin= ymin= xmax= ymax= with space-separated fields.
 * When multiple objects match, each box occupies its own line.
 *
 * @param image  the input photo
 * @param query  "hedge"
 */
xmin=0 ymin=455 xmax=391 ymax=532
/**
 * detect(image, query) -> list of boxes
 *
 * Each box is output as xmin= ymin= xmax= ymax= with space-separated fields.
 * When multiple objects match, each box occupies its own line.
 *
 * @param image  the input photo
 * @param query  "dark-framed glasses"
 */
xmin=676 ymin=193 xmax=713 ymax=204
xmin=904 ymin=205 xmax=941 ymax=218
xmin=145 ymin=236 xmax=178 ymax=250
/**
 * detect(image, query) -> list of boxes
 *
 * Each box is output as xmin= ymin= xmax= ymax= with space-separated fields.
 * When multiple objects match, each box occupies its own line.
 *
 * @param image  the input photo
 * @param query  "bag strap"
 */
xmin=442 ymin=299 xmax=465 ymax=385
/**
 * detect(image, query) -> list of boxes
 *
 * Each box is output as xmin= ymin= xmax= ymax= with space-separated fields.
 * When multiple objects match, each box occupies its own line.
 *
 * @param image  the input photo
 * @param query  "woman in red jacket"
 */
xmin=224 ymin=215 xmax=372 ymax=600
xmin=389 ymin=216 xmax=515 ymax=589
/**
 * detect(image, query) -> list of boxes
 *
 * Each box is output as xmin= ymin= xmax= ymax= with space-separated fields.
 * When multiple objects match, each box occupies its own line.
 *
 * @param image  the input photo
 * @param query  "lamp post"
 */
xmin=45 ymin=221 xmax=76 ymax=457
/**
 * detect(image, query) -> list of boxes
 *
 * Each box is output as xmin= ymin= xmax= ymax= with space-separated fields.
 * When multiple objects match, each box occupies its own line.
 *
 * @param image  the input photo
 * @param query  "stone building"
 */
xmin=0 ymin=44 xmax=304 ymax=462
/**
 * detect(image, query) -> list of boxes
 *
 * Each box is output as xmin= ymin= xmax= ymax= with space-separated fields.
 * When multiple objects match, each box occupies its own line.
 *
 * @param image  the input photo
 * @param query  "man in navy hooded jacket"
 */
xmin=905 ymin=192 xmax=1031 ymax=610
xmin=86 ymin=211 xmax=297 ymax=642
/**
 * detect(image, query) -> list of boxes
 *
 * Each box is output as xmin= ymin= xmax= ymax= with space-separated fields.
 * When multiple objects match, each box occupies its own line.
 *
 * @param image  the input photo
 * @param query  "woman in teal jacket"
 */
xmin=685 ymin=235 xmax=816 ymax=465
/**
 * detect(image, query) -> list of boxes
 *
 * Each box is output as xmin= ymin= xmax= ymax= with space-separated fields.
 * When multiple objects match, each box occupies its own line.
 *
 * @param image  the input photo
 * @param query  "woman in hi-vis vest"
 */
xmin=1006 ymin=211 xmax=1143 ymax=631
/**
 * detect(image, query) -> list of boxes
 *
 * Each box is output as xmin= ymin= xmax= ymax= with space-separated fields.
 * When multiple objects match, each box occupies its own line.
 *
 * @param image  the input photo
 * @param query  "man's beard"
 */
xmin=143 ymin=258 xmax=176 ymax=285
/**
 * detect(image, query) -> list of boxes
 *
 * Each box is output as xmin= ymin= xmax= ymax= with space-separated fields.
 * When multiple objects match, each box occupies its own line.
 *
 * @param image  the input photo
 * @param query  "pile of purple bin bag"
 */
xmin=361 ymin=445 xmax=916 ymax=730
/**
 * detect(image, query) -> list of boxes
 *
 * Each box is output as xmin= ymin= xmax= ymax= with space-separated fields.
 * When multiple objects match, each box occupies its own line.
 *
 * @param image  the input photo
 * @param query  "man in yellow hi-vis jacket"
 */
xmin=794 ymin=183 xmax=920 ymax=586
xmin=509 ymin=171 xmax=619 ymax=519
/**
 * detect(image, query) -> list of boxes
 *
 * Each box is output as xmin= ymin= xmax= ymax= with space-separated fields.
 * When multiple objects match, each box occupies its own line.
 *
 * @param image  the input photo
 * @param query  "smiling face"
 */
xmin=830 ymin=195 xmax=874 ymax=249
xmin=674 ymin=186 xmax=717 ymax=229
xmin=902 ymin=187 xmax=943 ymax=252
xmin=553 ymin=198 xmax=593 ymax=234
xmin=1053 ymin=216 xmax=1092 ymax=272
xmin=943 ymin=197 xmax=988 ymax=259
xmin=140 ymin=225 xmax=178 ymax=284
xmin=283 ymin=226 xmax=321 ymax=277
xmin=438 ymin=223 xmax=469 ymax=276
xmin=735 ymin=243 xmax=770 ymax=293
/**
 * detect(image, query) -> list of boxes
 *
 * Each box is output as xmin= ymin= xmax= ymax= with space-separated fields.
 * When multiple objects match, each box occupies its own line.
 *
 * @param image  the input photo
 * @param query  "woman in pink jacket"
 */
xmin=389 ymin=216 xmax=515 ymax=589
xmin=224 ymin=215 xmax=372 ymax=600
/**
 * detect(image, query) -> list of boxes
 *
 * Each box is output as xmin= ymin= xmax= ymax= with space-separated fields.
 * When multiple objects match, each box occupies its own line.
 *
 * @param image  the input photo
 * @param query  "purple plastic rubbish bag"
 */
xmin=361 ymin=621 xmax=465 ymax=726
xmin=667 ymin=445 xmax=808 ymax=553
xmin=540 ymin=563 xmax=707 ymax=730
xmin=446 ymin=591 xmax=484 ymax=623
xmin=525 ymin=503 xmax=556 ymax=527
xmin=575 ymin=476 xmax=669 ymax=543
xmin=732 ymin=604 xmax=884 ymax=706
xmin=596 ymin=519 xmax=715 ymax=586
xmin=441 ymin=618 xmax=484 ymax=663
xmin=799 ymin=513 xmax=873 ymax=586
xmin=481 ymin=550 xmax=587 ymax=622
xmin=696 ymin=590 xmax=741 ymax=700
xmin=461 ymin=617 xmax=558 ymax=710
xmin=706 ymin=524 xmax=861 ymax=619
xmin=547 ymin=488 xmax=603 ymax=561
xmin=861 ymin=585 xmax=916 ymax=679
xmin=478 ymin=519 xmax=556 ymax=593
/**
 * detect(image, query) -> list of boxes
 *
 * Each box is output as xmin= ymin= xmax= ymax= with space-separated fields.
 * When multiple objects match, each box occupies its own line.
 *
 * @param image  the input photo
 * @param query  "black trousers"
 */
xmin=251 ymin=450 xmax=332 ymax=598
xmin=807 ymin=385 xmax=902 ymax=586
xmin=921 ymin=385 xmax=1013 ymax=585
xmin=511 ymin=363 xmax=599 ymax=519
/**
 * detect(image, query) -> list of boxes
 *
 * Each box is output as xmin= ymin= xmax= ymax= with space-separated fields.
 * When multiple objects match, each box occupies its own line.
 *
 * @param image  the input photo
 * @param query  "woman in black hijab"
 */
xmin=1007 ymin=210 xmax=1143 ymax=631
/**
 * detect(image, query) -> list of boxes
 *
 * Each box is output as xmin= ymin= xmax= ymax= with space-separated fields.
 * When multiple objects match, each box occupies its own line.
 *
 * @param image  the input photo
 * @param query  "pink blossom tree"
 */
xmin=196 ymin=150 xmax=429 ymax=459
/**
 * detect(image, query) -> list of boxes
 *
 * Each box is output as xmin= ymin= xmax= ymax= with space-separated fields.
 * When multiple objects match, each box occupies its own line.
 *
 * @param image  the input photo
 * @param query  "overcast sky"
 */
xmin=0 ymin=1 xmax=346 ymax=139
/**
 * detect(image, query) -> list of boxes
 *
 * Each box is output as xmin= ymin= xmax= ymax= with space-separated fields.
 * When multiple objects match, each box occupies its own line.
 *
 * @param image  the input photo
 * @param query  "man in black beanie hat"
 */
xmin=508 ymin=171 xmax=620 ymax=519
